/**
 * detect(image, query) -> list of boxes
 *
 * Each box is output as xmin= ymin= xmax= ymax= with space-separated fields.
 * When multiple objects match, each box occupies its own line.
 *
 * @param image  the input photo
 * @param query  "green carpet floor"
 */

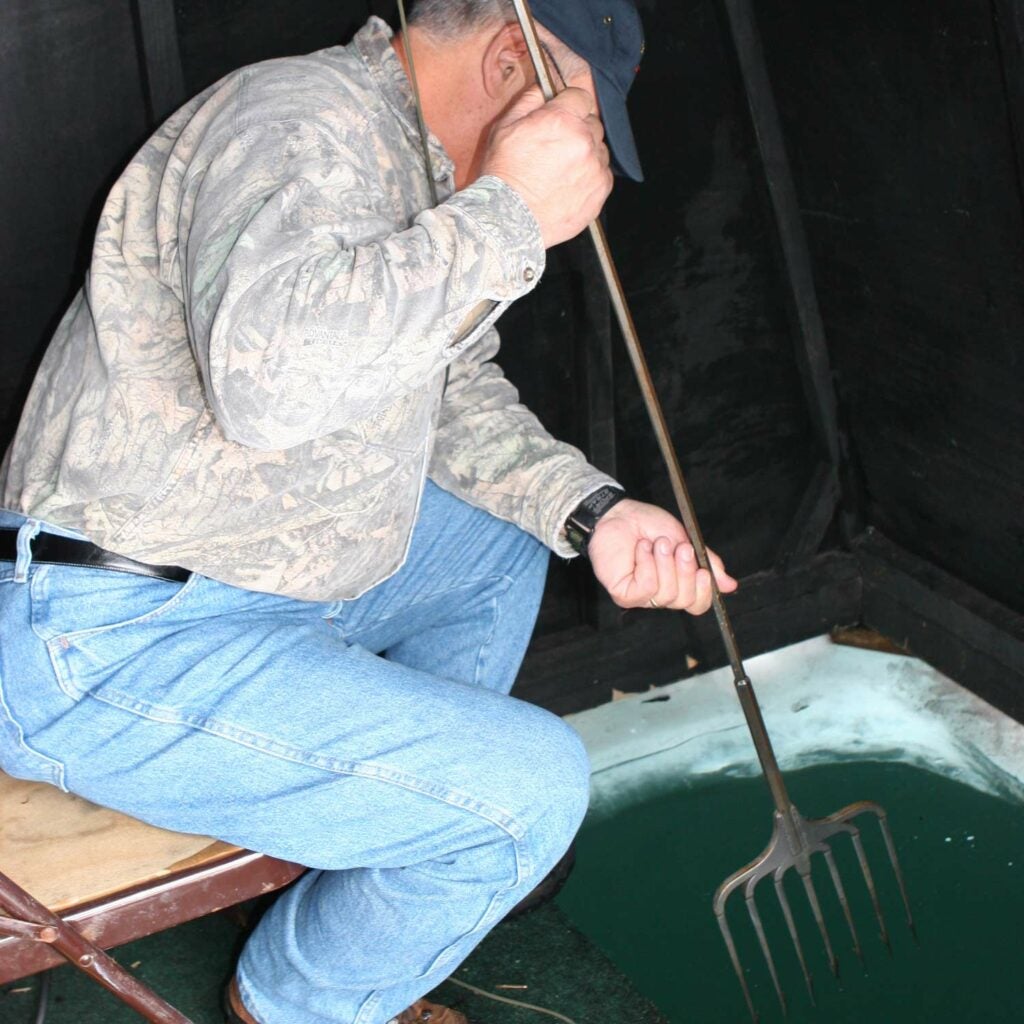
xmin=0 ymin=902 xmax=667 ymax=1024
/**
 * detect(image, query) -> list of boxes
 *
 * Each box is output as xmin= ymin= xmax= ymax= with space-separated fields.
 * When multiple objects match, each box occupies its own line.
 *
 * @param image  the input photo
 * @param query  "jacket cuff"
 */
xmin=539 ymin=466 xmax=624 ymax=559
xmin=442 ymin=176 xmax=546 ymax=303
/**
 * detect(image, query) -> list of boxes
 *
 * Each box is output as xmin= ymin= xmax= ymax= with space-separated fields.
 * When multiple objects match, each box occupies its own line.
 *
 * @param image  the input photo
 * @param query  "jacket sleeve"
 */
xmin=428 ymin=327 xmax=620 ymax=556
xmin=183 ymin=111 xmax=545 ymax=451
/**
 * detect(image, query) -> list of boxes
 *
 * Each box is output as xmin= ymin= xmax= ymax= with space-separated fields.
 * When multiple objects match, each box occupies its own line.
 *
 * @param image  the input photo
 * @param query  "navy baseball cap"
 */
xmin=528 ymin=0 xmax=645 ymax=182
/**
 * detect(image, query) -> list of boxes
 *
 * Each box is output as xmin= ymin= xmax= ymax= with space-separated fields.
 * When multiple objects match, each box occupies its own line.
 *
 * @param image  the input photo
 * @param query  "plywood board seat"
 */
xmin=0 ymin=770 xmax=305 ymax=1011
xmin=0 ymin=773 xmax=236 ymax=915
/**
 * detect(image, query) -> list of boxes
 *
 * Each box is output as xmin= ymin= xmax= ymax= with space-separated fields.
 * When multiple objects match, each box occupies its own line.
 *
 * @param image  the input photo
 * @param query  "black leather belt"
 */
xmin=0 ymin=529 xmax=191 ymax=583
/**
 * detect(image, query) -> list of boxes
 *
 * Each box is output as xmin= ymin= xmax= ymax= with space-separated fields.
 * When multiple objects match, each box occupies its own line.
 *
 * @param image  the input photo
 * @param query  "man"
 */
xmin=0 ymin=1 xmax=736 ymax=1021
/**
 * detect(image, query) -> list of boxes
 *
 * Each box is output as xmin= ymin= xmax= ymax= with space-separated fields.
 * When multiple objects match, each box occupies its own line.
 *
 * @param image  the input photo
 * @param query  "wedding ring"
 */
xmin=648 ymin=598 xmax=660 ymax=609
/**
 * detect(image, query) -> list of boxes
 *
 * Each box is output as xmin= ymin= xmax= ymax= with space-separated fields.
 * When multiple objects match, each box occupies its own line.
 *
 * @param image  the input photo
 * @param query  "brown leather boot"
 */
xmin=390 ymin=998 xmax=468 ymax=1024
xmin=224 ymin=977 xmax=261 ymax=1024
xmin=224 ymin=978 xmax=468 ymax=1024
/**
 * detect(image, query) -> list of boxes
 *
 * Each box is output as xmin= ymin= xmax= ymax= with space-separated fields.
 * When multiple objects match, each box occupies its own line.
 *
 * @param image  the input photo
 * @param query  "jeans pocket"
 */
xmin=0 ymin=572 xmax=69 ymax=787
xmin=0 ymin=668 xmax=67 ymax=787
xmin=30 ymin=565 xmax=199 ymax=700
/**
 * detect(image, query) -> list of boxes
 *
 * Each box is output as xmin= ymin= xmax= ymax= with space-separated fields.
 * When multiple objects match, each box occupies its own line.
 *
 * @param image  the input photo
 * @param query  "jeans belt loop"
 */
xmin=14 ymin=519 xmax=42 ymax=583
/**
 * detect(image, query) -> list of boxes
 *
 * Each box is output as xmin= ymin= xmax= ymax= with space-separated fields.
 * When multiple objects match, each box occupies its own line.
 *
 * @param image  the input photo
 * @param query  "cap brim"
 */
xmin=593 ymin=70 xmax=643 ymax=183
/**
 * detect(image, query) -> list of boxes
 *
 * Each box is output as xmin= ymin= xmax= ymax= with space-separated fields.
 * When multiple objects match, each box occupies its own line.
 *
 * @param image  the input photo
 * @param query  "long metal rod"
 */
xmin=396 ymin=0 xmax=439 ymax=207
xmin=509 ymin=0 xmax=794 ymax=817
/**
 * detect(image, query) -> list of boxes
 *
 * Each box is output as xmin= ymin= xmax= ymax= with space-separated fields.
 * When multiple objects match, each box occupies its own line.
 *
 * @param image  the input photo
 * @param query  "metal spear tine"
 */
xmin=824 ymin=800 xmax=918 ymax=948
xmin=850 ymin=824 xmax=891 ymax=953
xmin=798 ymin=865 xmax=839 ymax=978
xmin=746 ymin=887 xmax=787 ymax=1014
xmin=506 ymin=2 xmax=916 ymax=1018
xmin=875 ymin=806 xmax=918 ymax=941
xmin=821 ymin=845 xmax=863 ymax=963
xmin=773 ymin=873 xmax=816 ymax=1004
xmin=716 ymin=909 xmax=758 ymax=1022
xmin=711 ymin=800 xmax=916 ymax=1020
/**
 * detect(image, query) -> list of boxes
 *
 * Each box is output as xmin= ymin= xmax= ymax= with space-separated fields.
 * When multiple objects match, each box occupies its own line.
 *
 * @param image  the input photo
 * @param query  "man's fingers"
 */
xmin=590 ymin=128 xmax=610 ymax=169
xmin=707 ymin=549 xmax=738 ymax=592
xmin=651 ymin=537 xmax=679 ymax=608
xmin=668 ymin=543 xmax=697 ymax=610
xmin=658 ymin=567 xmax=710 ymax=616
xmin=501 ymin=83 xmax=547 ymax=124
xmin=632 ymin=538 xmax=658 ymax=597
xmin=549 ymin=85 xmax=597 ymax=118
xmin=482 ymin=83 xmax=612 ymax=248
xmin=589 ymin=498 xmax=738 ymax=615
xmin=653 ymin=543 xmax=730 ymax=613
xmin=586 ymin=112 xmax=606 ymax=144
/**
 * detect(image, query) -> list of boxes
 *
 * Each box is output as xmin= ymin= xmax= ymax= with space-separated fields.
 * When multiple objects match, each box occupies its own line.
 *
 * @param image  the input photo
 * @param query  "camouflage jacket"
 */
xmin=0 ymin=18 xmax=617 ymax=601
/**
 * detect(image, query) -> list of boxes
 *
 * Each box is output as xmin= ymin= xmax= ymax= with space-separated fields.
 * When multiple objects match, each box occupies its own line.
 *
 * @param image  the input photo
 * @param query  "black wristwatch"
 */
xmin=564 ymin=486 xmax=627 ymax=557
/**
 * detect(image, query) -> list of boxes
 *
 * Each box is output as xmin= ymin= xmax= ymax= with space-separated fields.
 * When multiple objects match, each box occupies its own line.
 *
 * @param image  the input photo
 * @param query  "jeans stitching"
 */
xmin=0 ymin=674 xmax=66 ymax=789
xmin=472 ymin=591 xmax=501 ymax=688
xmin=351 ymin=836 xmax=528 ymax=1024
xmin=333 ymin=574 xmax=512 ymax=640
xmin=33 ymin=570 xmax=201 ymax=699
xmin=353 ymin=989 xmax=385 ymax=1024
xmin=81 ymin=688 xmax=529 ymax=841
xmin=31 ymin=569 xmax=200 ymax=645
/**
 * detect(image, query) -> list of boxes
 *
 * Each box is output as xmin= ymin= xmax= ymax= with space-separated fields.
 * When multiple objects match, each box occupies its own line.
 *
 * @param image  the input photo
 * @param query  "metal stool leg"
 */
xmin=0 ymin=869 xmax=194 ymax=1024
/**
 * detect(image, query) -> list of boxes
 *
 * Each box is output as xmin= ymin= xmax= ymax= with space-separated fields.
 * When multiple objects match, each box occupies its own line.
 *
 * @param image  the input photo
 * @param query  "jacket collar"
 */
xmin=353 ymin=17 xmax=455 ymax=185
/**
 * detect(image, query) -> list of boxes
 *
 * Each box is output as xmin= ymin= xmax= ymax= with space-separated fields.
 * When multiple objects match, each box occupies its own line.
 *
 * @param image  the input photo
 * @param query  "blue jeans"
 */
xmin=0 ymin=483 xmax=589 ymax=1024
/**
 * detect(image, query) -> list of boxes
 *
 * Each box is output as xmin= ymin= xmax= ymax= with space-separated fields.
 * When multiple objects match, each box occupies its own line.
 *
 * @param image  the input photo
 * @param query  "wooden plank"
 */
xmin=1 ymin=0 xmax=150 ymax=449
xmin=369 ymin=0 xmax=396 ymax=20
xmin=516 ymin=551 xmax=861 ymax=716
xmin=991 ymin=0 xmax=1024 ymax=211
xmin=830 ymin=625 xmax=909 ymax=657
xmin=722 ymin=0 xmax=842 ymax=472
xmin=755 ymin=0 xmax=1024 ymax=616
xmin=864 ymin=584 xmax=1024 ymax=723
xmin=774 ymin=459 xmax=839 ymax=570
xmin=856 ymin=530 xmax=1024 ymax=670
xmin=132 ymin=0 xmax=186 ymax=123
xmin=856 ymin=529 xmax=1024 ymax=721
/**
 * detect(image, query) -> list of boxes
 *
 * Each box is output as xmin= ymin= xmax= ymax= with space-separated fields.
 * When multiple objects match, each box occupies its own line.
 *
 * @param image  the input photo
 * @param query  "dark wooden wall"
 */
xmin=757 ymin=0 xmax=1024 ymax=617
xmin=3 ymin=0 xmax=149 ymax=444
xmin=752 ymin=0 xmax=1024 ymax=718
xmin=607 ymin=0 xmax=819 ymax=579
xmin=2 ymin=0 xmax=1021 ymax=716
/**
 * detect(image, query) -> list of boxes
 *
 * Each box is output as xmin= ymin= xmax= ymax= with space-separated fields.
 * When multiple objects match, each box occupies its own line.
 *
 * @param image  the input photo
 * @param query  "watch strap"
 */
xmin=564 ymin=485 xmax=626 ymax=557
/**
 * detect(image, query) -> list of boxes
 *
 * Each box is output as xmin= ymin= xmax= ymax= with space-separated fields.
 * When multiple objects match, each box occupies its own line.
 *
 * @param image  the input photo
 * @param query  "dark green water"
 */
xmin=557 ymin=761 xmax=1024 ymax=1023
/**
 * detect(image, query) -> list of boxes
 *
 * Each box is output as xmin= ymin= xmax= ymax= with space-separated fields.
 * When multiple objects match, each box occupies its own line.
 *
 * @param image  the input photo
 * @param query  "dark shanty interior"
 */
xmin=1 ymin=1 xmax=1022 ymax=1021
xmin=4 ymin=0 xmax=1021 ymax=719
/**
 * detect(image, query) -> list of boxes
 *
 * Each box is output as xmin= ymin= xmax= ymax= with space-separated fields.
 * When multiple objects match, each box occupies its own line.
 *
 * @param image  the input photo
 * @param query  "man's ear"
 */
xmin=481 ymin=22 xmax=532 ymax=100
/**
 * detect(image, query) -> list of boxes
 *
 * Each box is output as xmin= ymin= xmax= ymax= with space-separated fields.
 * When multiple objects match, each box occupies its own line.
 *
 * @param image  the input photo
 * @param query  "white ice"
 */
xmin=565 ymin=635 xmax=1024 ymax=818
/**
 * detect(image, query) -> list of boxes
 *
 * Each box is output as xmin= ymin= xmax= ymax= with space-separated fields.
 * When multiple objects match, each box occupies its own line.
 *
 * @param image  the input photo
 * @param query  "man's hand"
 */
xmin=480 ymin=85 xmax=613 ymax=248
xmin=587 ymin=498 xmax=738 ymax=615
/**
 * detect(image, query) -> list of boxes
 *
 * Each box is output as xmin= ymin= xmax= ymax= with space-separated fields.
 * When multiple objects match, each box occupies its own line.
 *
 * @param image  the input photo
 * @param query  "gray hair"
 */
xmin=409 ymin=0 xmax=589 ymax=82
xmin=409 ymin=1 xmax=515 ymax=37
